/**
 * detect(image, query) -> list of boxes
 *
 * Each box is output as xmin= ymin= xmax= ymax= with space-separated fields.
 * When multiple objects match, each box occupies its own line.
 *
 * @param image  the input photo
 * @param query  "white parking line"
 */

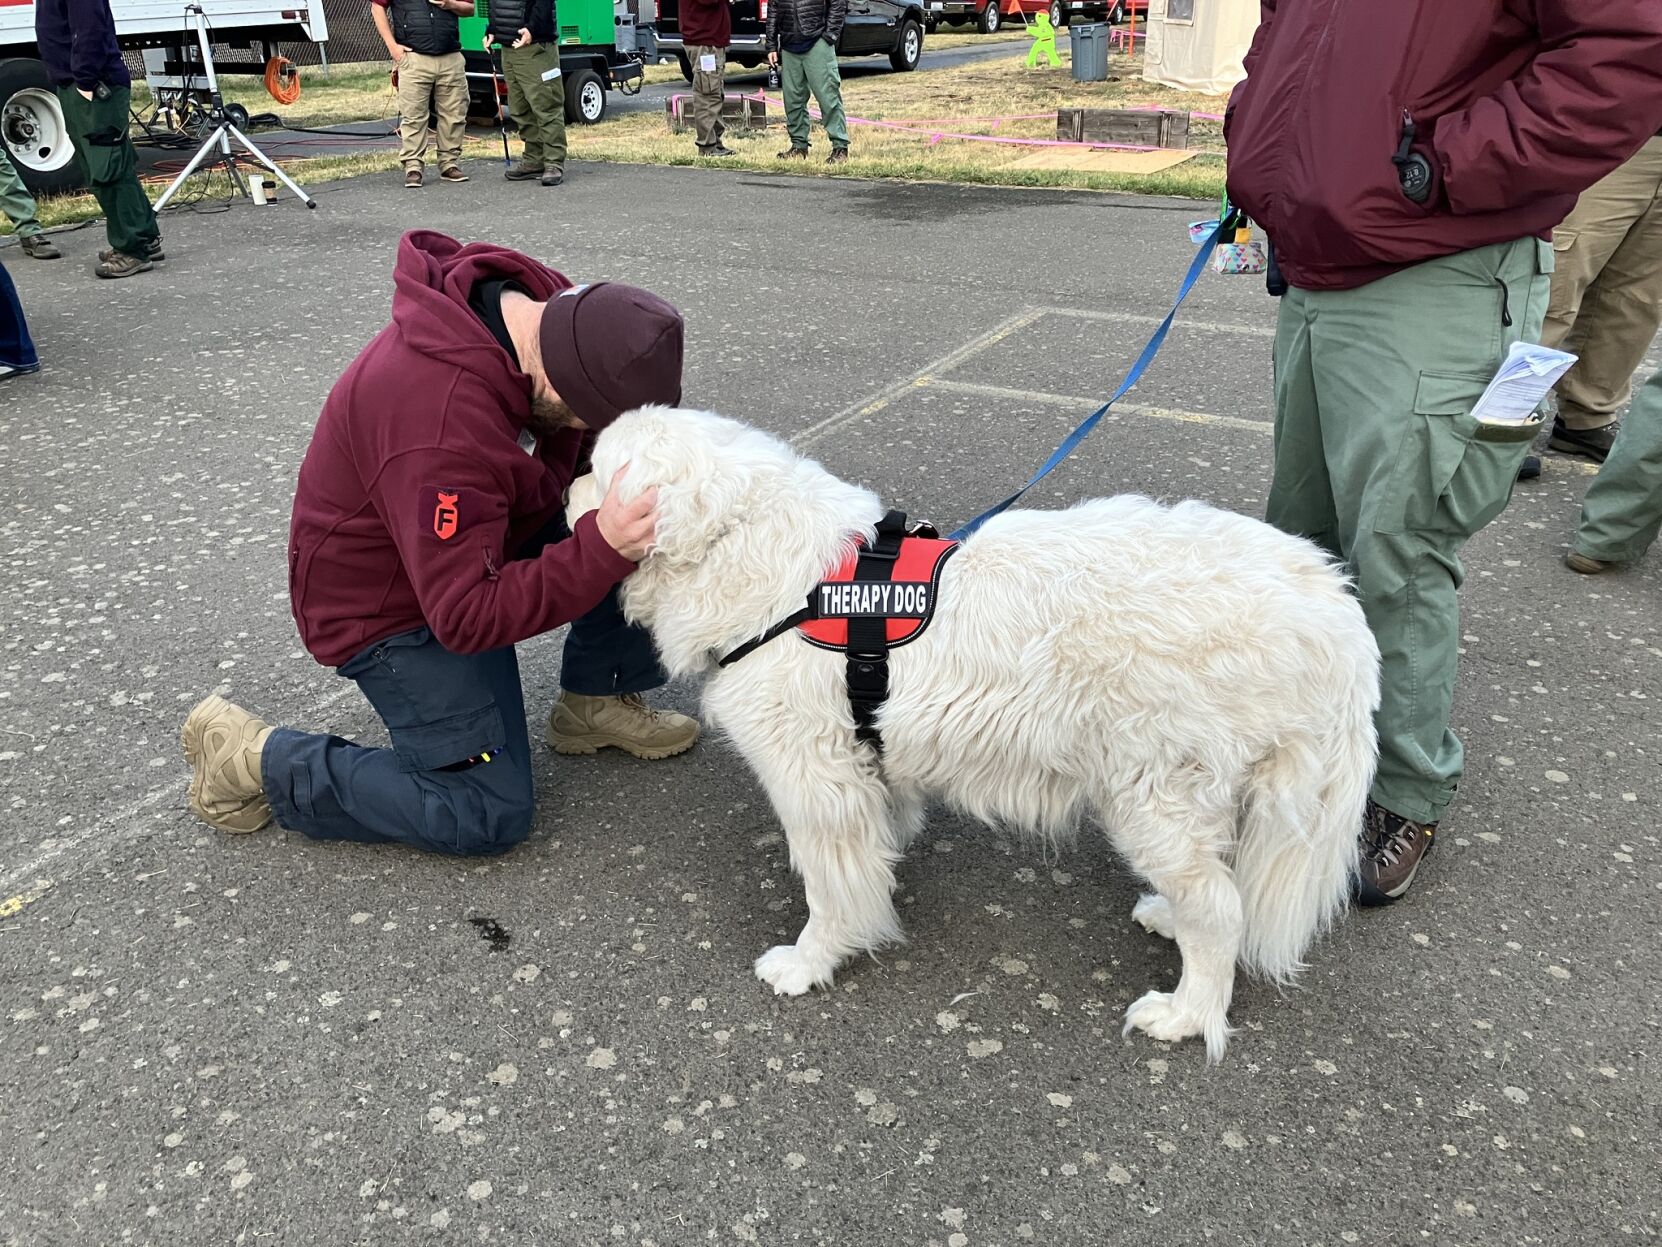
xmin=794 ymin=308 xmax=1049 ymax=448
xmin=920 ymin=377 xmax=1277 ymax=434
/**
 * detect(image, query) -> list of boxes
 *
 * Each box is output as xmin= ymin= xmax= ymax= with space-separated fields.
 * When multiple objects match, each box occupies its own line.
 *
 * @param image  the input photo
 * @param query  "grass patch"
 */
xmin=575 ymin=48 xmax=1228 ymax=198
xmin=6 ymin=46 xmax=1224 ymax=237
xmin=131 ymin=60 xmax=401 ymax=131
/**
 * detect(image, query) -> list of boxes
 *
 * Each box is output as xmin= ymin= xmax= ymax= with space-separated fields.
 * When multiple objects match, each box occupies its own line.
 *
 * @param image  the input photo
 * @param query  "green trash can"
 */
xmin=1070 ymin=22 xmax=1108 ymax=82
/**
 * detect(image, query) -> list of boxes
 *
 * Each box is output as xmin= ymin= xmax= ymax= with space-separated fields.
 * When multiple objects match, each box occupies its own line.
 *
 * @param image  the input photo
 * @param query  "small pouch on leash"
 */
xmin=1212 ymin=240 xmax=1268 ymax=275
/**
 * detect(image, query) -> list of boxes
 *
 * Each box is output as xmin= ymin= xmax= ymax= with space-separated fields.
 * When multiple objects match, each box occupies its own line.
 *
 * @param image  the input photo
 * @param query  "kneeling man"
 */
xmin=182 ymin=230 xmax=697 ymax=854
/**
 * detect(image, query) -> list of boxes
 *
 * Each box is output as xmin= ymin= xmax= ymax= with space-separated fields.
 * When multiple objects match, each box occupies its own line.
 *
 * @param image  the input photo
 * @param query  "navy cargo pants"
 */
xmin=260 ymin=517 xmax=665 ymax=855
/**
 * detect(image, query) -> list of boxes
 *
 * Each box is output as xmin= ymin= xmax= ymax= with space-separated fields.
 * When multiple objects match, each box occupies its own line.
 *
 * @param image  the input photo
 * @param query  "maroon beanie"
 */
xmin=539 ymin=282 xmax=684 ymax=431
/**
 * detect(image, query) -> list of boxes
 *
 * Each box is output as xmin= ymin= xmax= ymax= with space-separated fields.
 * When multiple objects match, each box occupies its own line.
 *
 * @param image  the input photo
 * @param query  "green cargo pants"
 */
xmin=57 ymin=85 xmax=159 ymax=259
xmin=502 ymin=43 xmax=567 ymax=171
xmin=0 ymin=146 xmax=44 ymax=238
xmin=781 ymin=38 xmax=849 ymax=152
xmin=1268 ymin=237 xmax=1552 ymax=825
xmin=1573 ymin=366 xmax=1662 ymax=564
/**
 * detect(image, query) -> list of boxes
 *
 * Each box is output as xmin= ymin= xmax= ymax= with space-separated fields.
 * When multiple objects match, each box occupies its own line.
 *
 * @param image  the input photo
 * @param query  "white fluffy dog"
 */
xmin=568 ymin=407 xmax=1380 ymax=1059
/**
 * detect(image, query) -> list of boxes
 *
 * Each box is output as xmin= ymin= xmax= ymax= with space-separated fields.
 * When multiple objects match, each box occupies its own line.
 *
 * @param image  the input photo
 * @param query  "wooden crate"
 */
xmin=1056 ymin=108 xmax=1190 ymax=149
xmin=666 ymin=94 xmax=769 ymax=133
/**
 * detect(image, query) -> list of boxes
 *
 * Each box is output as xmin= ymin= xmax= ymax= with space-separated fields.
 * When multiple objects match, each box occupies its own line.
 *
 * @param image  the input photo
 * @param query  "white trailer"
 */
xmin=0 ymin=0 xmax=326 ymax=193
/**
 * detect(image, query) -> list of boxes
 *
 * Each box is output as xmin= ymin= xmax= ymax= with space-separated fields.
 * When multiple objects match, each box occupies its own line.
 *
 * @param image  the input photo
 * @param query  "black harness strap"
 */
xmin=844 ymin=510 xmax=908 ymax=753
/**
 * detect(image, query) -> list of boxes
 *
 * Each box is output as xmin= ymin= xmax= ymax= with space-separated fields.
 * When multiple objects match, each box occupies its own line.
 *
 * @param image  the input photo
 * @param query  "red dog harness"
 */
xmin=719 ymin=511 xmax=960 ymax=753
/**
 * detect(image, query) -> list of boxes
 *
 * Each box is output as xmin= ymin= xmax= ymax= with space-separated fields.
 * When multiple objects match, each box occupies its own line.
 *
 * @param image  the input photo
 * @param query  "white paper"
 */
xmin=541 ymin=64 xmax=562 ymax=81
xmin=698 ymin=53 xmax=718 ymax=72
xmin=1469 ymin=341 xmax=1578 ymax=425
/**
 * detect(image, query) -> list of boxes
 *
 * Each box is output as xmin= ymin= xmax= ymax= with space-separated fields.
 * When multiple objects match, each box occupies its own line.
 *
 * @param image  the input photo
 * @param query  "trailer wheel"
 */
xmin=1 ymin=59 xmax=81 ymax=195
xmin=565 ymin=69 xmax=606 ymax=124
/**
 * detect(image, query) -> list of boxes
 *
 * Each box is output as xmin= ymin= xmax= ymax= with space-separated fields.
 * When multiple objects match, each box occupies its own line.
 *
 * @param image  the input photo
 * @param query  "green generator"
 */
xmin=459 ymin=0 xmax=658 ymax=125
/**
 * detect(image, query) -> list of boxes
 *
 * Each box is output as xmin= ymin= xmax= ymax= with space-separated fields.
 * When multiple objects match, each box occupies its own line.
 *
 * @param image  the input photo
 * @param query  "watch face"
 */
xmin=1401 ymin=155 xmax=1431 ymax=200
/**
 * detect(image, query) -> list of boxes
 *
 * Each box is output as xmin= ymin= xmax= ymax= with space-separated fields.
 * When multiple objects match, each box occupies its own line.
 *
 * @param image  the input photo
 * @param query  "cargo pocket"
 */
xmin=341 ymin=628 xmax=507 ymax=773
xmin=1397 ymin=371 xmax=1544 ymax=540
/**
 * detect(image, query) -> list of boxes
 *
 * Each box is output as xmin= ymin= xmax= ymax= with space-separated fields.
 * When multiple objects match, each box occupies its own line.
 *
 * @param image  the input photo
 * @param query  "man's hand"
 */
xmin=594 ymin=466 xmax=659 ymax=562
xmin=481 ymin=30 xmax=496 ymax=49
xmin=768 ymin=50 xmax=779 ymax=65
xmin=512 ymin=26 xmax=532 ymax=46
xmin=76 ymin=87 xmax=94 ymax=101
xmin=391 ymin=42 xmax=412 ymax=61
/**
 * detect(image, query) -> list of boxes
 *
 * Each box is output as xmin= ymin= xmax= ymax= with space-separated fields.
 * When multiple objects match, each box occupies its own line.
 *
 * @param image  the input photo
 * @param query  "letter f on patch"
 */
xmin=433 ymin=490 xmax=460 ymax=540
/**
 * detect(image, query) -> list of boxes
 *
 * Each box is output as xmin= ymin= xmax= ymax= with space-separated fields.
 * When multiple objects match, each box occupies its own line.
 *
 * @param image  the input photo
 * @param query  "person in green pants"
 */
xmin=766 ymin=0 xmax=849 ymax=164
xmin=1566 ymin=367 xmax=1662 ymax=573
xmin=482 ymin=0 xmax=567 ymax=187
xmin=0 ymin=148 xmax=62 ymax=261
xmin=36 ymin=0 xmax=164 ymax=278
xmin=1227 ymin=0 xmax=1662 ymax=905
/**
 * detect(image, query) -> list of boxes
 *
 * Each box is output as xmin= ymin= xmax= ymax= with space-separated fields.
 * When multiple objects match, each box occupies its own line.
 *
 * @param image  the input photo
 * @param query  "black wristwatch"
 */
xmin=1397 ymin=151 xmax=1433 ymax=204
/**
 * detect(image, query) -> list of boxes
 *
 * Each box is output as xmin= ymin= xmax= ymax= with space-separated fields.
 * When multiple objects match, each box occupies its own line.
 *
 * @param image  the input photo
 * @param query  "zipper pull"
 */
xmin=482 ymin=544 xmax=500 ymax=581
xmin=1393 ymin=109 xmax=1416 ymax=168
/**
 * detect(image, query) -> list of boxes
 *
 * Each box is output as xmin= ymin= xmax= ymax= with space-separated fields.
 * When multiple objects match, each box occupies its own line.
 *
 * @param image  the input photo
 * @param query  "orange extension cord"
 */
xmin=264 ymin=56 xmax=302 ymax=106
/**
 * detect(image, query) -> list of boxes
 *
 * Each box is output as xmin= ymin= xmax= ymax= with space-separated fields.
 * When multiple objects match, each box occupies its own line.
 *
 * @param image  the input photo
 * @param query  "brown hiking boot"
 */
xmin=546 ymin=692 xmax=699 ymax=761
xmin=182 ymin=695 xmax=275 ymax=834
xmin=20 ymin=234 xmax=61 ymax=259
xmin=1549 ymin=417 xmax=1620 ymax=463
xmin=1354 ymin=799 xmax=1436 ymax=906
xmin=405 ymin=167 xmax=424 ymax=189
xmin=1565 ymin=550 xmax=1613 ymax=575
xmin=95 ymin=251 xmax=153 ymax=279
xmin=440 ymin=165 xmax=469 ymax=182
xmin=99 ymin=238 xmax=165 ymax=264
xmin=778 ymin=146 xmax=809 ymax=160
xmin=826 ymin=147 xmax=849 ymax=165
xmin=504 ymin=158 xmax=542 ymax=181
xmin=541 ymin=165 xmax=564 ymax=187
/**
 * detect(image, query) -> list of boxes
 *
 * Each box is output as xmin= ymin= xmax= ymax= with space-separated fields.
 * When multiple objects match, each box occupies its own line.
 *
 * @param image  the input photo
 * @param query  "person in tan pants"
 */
xmin=1541 ymin=133 xmax=1662 ymax=461
xmin=371 ymin=0 xmax=475 ymax=188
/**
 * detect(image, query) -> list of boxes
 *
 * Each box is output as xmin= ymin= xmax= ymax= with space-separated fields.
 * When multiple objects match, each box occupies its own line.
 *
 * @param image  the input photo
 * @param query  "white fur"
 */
xmin=570 ymin=407 xmax=1381 ymax=1061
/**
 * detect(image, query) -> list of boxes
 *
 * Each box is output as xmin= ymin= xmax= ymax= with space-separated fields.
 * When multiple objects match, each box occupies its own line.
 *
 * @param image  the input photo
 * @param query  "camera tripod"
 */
xmin=153 ymin=5 xmax=317 ymax=211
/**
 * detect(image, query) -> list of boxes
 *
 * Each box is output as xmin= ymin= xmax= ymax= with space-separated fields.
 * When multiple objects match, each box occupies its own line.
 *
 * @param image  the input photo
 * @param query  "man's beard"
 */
xmin=525 ymin=393 xmax=582 ymax=437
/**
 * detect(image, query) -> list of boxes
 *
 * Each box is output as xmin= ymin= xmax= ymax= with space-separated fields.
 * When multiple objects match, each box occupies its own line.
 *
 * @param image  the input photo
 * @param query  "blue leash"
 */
xmin=949 ymin=220 xmax=1228 ymax=540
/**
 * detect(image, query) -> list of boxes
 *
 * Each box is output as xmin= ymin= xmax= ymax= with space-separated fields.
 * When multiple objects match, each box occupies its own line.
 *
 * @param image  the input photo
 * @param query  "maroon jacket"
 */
xmin=680 ymin=0 xmax=731 ymax=48
xmin=1225 ymin=0 xmax=1662 ymax=291
xmin=288 ymin=231 xmax=637 ymax=668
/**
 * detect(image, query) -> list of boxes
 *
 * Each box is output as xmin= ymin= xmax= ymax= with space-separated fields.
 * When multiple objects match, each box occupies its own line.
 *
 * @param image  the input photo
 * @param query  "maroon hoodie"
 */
xmin=1225 ymin=0 xmax=1662 ymax=292
xmin=288 ymin=231 xmax=637 ymax=668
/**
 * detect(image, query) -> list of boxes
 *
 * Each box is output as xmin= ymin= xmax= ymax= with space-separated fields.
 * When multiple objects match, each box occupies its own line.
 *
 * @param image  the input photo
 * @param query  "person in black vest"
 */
xmin=371 ymin=0 xmax=475 ymax=189
xmin=483 ymin=0 xmax=567 ymax=187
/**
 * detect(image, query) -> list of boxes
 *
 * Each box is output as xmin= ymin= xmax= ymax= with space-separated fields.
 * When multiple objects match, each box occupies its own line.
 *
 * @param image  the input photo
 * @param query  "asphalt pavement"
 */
xmin=1 ymin=161 xmax=1659 ymax=1247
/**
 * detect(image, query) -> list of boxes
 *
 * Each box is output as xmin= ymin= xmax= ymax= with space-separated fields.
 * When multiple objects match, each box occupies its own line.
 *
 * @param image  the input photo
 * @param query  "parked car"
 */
xmin=656 ymin=0 xmax=926 ymax=77
xmin=927 ymin=0 xmax=1110 ymax=34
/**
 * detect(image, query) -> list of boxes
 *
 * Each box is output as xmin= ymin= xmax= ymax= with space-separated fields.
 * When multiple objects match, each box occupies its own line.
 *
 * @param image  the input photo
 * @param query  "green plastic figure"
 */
xmin=1026 ymin=12 xmax=1060 ymax=68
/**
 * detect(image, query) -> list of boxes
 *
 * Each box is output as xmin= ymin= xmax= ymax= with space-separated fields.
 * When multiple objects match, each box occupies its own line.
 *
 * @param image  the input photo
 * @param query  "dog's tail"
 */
xmin=1234 ymin=628 xmax=1378 ymax=983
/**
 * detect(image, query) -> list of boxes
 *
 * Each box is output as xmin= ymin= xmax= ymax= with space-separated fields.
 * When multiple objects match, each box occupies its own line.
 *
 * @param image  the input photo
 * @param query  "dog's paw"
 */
xmin=1132 ymin=893 xmax=1176 ymax=941
xmin=1122 ymin=990 xmax=1231 ymax=1062
xmin=754 ymin=944 xmax=835 ymax=997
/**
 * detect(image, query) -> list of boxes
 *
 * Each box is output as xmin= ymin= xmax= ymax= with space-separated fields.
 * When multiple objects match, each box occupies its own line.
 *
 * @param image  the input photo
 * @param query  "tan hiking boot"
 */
xmin=182 ymin=695 xmax=276 ymax=833
xmin=546 ymin=692 xmax=699 ymax=760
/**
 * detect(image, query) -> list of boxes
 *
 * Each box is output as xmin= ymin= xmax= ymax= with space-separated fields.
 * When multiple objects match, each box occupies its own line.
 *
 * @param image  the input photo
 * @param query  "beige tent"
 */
xmin=1140 ymin=0 xmax=1261 ymax=97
